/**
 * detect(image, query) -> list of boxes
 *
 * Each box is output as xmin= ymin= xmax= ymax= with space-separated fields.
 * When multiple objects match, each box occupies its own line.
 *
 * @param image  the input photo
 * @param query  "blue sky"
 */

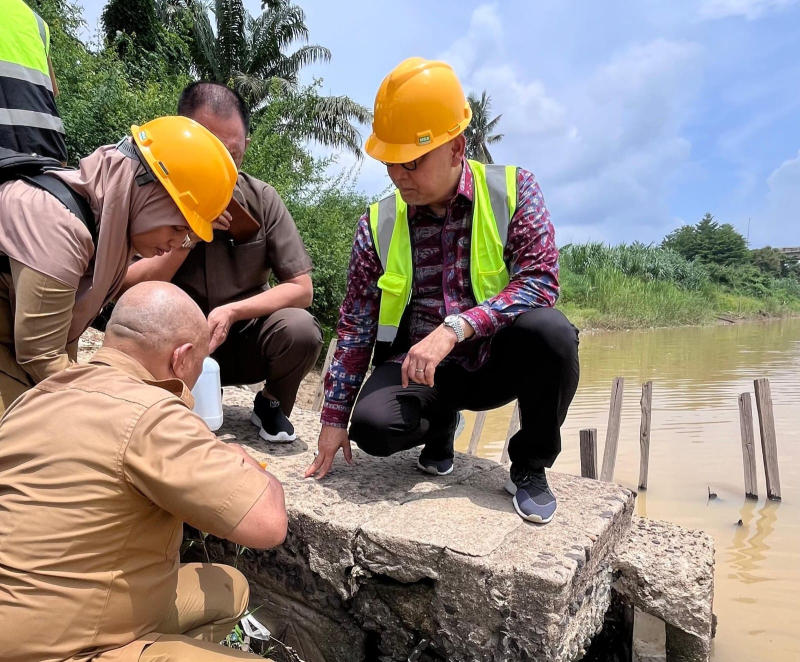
xmin=76 ymin=0 xmax=800 ymax=248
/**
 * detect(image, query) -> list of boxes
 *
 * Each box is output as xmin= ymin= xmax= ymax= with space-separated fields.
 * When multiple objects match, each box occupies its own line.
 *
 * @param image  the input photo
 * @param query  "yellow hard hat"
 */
xmin=131 ymin=116 xmax=237 ymax=242
xmin=365 ymin=57 xmax=472 ymax=164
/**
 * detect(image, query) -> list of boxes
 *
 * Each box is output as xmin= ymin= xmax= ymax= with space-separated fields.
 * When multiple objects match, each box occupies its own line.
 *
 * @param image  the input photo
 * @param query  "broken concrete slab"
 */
xmin=613 ymin=516 xmax=715 ymax=662
xmin=217 ymin=388 xmax=637 ymax=662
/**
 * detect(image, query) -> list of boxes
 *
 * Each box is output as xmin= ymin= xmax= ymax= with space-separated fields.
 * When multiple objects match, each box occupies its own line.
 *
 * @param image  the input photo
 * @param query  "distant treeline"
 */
xmin=559 ymin=215 xmax=800 ymax=329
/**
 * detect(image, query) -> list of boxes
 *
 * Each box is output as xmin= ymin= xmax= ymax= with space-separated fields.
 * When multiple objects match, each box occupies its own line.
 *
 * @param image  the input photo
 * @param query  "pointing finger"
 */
xmin=303 ymin=455 xmax=322 ymax=478
xmin=315 ymin=451 xmax=335 ymax=480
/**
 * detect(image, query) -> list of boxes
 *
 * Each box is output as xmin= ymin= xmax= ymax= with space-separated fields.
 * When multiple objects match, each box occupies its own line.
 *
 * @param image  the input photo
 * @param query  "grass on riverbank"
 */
xmin=558 ymin=243 xmax=800 ymax=330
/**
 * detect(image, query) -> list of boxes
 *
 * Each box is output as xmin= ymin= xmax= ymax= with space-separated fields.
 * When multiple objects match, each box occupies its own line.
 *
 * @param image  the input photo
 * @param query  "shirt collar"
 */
xmin=457 ymin=158 xmax=474 ymax=202
xmin=90 ymin=347 xmax=195 ymax=408
xmin=408 ymin=158 xmax=473 ymax=219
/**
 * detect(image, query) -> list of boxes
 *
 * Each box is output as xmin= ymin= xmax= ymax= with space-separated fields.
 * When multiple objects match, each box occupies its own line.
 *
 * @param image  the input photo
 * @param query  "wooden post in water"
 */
xmin=600 ymin=377 xmax=625 ymax=482
xmin=580 ymin=429 xmax=598 ymax=479
xmin=500 ymin=402 xmax=520 ymax=465
xmin=312 ymin=338 xmax=338 ymax=412
xmin=467 ymin=411 xmax=487 ymax=456
xmin=738 ymin=393 xmax=759 ymax=500
xmin=753 ymin=378 xmax=782 ymax=500
xmin=638 ymin=381 xmax=653 ymax=490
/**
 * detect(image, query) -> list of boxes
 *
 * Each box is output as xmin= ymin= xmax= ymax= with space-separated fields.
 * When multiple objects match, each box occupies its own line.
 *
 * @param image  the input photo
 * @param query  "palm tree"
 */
xmin=186 ymin=0 xmax=371 ymax=155
xmin=464 ymin=91 xmax=504 ymax=164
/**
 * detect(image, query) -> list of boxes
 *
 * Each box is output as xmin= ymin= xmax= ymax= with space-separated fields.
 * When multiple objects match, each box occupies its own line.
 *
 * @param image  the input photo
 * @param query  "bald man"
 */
xmin=0 ymin=282 xmax=286 ymax=662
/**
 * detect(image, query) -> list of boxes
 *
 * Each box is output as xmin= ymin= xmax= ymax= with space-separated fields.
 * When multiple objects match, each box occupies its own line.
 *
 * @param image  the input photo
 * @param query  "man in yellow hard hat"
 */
xmin=306 ymin=58 xmax=580 ymax=525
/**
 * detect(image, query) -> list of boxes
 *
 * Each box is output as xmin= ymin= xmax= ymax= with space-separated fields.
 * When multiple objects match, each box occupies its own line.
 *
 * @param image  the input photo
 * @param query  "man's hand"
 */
xmin=208 ymin=304 xmax=238 ymax=352
xmin=401 ymin=325 xmax=458 ymax=388
xmin=188 ymin=210 xmax=232 ymax=243
xmin=304 ymin=425 xmax=352 ymax=480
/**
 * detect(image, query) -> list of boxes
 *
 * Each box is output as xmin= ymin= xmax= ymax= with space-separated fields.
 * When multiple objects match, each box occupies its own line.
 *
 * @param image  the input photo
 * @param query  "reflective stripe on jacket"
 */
xmin=0 ymin=0 xmax=67 ymax=161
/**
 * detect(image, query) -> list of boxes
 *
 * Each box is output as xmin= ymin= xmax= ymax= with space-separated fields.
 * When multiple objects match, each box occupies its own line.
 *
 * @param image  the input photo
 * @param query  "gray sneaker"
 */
xmin=417 ymin=456 xmax=454 ymax=476
xmin=505 ymin=467 xmax=557 ymax=523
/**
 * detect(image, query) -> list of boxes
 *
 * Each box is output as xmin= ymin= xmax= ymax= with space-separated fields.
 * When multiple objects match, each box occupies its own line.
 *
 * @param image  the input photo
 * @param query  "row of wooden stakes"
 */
xmin=311 ymin=339 xmax=781 ymax=500
xmin=577 ymin=376 xmax=782 ymax=501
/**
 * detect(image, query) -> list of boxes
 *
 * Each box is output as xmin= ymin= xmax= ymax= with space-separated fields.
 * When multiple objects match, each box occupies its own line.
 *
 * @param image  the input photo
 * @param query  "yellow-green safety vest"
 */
xmin=369 ymin=160 xmax=518 ymax=343
xmin=0 ymin=0 xmax=67 ymax=161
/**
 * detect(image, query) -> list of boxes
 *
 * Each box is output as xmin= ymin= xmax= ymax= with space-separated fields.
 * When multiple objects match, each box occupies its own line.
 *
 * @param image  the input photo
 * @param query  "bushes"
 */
xmin=558 ymin=266 xmax=711 ymax=329
xmin=558 ymin=242 xmax=800 ymax=329
xmin=291 ymin=185 xmax=366 ymax=332
xmin=560 ymin=242 xmax=708 ymax=291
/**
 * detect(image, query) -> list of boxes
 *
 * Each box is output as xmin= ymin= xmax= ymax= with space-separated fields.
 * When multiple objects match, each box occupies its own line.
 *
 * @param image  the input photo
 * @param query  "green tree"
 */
xmin=187 ymin=0 xmax=370 ymax=155
xmin=102 ymin=0 xmax=160 ymax=56
xmin=30 ymin=0 xmax=189 ymax=162
xmin=751 ymin=246 xmax=785 ymax=277
xmin=101 ymin=0 xmax=193 ymax=77
xmin=464 ymin=91 xmax=503 ymax=164
xmin=662 ymin=213 xmax=748 ymax=266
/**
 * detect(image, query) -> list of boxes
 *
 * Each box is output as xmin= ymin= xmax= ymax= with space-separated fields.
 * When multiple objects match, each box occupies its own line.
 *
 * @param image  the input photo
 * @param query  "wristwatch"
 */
xmin=444 ymin=314 xmax=466 ymax=343
xmin=181 ymin=234 xmax=197 ymax=250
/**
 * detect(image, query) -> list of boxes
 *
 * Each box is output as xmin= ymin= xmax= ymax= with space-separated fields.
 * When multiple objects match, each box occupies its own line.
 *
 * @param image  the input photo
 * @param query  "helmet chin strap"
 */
xmin=115 ymin=137 xmax=157 ymax=187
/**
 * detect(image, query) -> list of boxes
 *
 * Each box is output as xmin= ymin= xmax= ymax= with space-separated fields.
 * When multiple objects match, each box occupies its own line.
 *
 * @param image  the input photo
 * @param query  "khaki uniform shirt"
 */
xmin=173 ymin=172 xmax=313 ymax=314
xmin=0 ymin=348 xmax=271 ymax=662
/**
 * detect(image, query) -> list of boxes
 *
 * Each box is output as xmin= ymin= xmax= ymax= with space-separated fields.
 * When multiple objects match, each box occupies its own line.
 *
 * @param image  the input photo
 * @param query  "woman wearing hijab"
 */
xmin=0 ymin=115 xmax=237 ymax=412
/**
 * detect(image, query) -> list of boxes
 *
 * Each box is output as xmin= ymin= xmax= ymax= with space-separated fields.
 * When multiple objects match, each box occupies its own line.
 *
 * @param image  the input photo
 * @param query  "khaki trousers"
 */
xmin=99 ymin=563 xmax=269 ymax=662
xmin=0 ymin=259 xmax=77 ymax=414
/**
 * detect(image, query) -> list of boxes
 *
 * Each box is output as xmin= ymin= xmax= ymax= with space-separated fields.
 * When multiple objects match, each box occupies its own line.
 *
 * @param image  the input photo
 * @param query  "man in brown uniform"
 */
xmin=0 ymin=282 xmax=287 ymax=662
xmin=124 ymin=82 xmax=322 ymax=443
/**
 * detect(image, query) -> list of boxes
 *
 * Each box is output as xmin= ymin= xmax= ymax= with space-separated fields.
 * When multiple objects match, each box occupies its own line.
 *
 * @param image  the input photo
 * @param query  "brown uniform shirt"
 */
xmin=172 ymin=172 xmax=313 ymax=314
xmin=0 ymin=348 xmax=271 ymax=662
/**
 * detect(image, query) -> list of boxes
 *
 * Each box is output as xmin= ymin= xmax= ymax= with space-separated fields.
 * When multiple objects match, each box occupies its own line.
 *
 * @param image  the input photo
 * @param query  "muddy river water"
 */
xmin=454 ymin=318 xmax=800 ymax=661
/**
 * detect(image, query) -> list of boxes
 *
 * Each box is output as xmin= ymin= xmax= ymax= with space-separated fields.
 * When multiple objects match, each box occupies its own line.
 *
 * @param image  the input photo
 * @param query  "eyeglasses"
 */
xmin=381 ymin=159 xmax=419 ymax=171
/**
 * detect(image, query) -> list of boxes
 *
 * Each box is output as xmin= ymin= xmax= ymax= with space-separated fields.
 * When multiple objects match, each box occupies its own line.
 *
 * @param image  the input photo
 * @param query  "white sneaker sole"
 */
xmin=506 ymin=478 xmax=554 ymax=523
xmin=250 ymin=412 xmax=296 ymax=443
xmin=416 ymin=460 xmax=454 ymax=476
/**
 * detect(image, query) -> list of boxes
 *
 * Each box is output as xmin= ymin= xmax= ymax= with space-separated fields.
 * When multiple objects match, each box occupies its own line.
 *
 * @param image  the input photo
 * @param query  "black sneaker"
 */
xmin=416 ymin=411 xmax=457 ymax=476
xmin=505 ymin=467 xmax=557 ymax=523
xmin=417 ymin=456 xmax=454 ymax=476
xmin=250 ymin=392 xmax=296 ymax=443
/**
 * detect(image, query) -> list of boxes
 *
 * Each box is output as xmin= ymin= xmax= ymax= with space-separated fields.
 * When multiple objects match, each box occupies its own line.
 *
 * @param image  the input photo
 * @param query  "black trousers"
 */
xmin=349 ymin=308 xmax=580 ymax=471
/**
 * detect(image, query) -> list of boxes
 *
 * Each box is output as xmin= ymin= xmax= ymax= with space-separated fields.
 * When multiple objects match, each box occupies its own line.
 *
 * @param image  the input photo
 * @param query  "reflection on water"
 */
xmin=455 ymin=318 xmax=800 ymax=662
xmin=727 ymin=500 xmax=780 ymax=584
xmin=636 ymin=489 xmax=647 ymax=518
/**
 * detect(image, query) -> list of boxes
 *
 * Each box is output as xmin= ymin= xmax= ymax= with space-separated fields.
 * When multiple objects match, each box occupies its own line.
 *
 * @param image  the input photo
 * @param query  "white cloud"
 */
xmin=750 ymin=150 xmax=800 ymax=247
xmin=437 ymin=4 xmax=503 ymax=76
xmin=699 ymin=0 xmax=799 ymax=20
xmin=441 ymin=5 xmax=704 ymax=244
xmin=468 ymin=66 xmax=568 ymax=138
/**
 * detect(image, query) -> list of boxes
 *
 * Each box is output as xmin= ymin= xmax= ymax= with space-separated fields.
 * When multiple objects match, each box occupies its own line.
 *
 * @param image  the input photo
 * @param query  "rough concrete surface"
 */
xmin=613 ymin=516 xmax=715 ymax=662
xmin=218 ymin=386 xmax=636 ymax=662
xmin=78 ymin=331 xmax=715 ymax=662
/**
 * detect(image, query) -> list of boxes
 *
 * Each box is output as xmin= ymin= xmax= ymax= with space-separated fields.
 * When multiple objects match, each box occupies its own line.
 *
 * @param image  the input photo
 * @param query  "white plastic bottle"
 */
xmin=191 ymin=357 xmax=223 ymax=431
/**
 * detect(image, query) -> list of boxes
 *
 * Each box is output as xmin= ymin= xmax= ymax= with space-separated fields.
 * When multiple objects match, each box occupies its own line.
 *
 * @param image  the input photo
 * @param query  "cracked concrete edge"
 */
xmin=612 ymin=515 xmax=714 ymax=652
xmin=285 ymin=462 xmax=507 ymax=600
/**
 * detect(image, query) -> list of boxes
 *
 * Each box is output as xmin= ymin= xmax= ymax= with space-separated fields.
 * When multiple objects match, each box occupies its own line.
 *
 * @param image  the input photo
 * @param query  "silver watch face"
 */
xmin=444 ymin=315 xmax=458 ymax=325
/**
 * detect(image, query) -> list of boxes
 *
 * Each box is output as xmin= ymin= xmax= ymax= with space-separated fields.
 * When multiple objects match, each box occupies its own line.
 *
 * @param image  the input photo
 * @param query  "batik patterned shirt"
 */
xmin=321 ymin=160 xmax=559 ymax=428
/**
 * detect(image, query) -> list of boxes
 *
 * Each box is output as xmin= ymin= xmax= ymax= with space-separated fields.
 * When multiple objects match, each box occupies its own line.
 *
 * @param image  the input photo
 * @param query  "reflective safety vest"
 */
xmin=0 ymin=0 xmax=67 ymax=162
xmin=369 ymin=160 xmax=518 ymax=343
